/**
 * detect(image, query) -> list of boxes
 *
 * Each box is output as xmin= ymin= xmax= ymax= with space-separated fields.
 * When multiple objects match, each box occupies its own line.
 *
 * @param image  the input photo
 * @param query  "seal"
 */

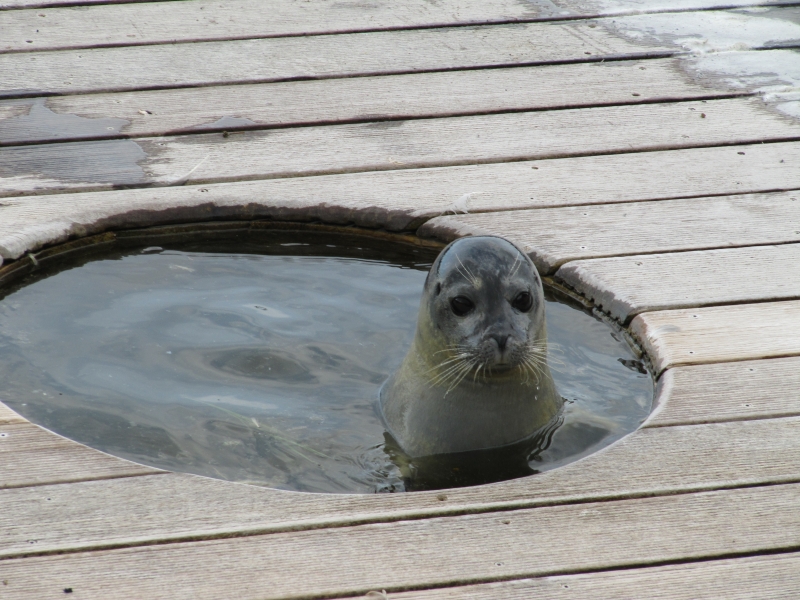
xmin=379 ymin=235 xmax=563 ymax=458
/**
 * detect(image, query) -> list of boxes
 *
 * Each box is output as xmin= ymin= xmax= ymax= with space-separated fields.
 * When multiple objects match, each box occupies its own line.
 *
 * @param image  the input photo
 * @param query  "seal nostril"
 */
xmin=492 ymin=334 xmax=509 ymax=351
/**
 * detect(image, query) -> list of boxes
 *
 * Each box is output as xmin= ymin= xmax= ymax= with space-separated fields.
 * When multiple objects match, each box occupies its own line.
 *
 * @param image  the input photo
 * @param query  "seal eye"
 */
xmin=450 ymin=296 xmax=474 ymax=317
xmin=512 ymin=291 xmax=533 ymax=313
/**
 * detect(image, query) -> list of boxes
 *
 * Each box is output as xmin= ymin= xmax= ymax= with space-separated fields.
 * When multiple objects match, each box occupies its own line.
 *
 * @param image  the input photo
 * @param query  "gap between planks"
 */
xmin=0 ymin=58 xmax=749 ymax=146
xmin=419 ymin=190 xmax=800 ymax=275
xmin=632 ymin=299 xmax=800 ymax=374
xmin=3 ymin=412 xmax=800 ymax=558
xmin=0 ymin=19 xmax=678 ymax=98
xmin=1 ymin=483 xmax=800 ymax=599
xmin=1 ymin=142 xmax=798 ymax=262
xmin=3 ymin=98 xmax=798 ymax=198
xmin=333 ymin=551 xmax=800 ymax=600
xmin=556 ymin=243 xmax=800 ymax=322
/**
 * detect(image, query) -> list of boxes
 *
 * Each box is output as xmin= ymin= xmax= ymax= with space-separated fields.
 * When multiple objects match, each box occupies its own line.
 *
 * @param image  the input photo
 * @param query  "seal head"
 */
xmin=380 ymin=235 xmax=563 ymax=457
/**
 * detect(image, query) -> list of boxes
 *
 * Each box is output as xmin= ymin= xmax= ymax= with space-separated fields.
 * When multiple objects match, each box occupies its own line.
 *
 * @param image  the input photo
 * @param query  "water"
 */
xmin=0 ymin=229 xmax=652 ymax=493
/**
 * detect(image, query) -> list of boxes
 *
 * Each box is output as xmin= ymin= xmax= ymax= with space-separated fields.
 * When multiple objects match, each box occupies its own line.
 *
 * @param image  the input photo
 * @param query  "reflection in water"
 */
xmin=0 ymin=230 xmax=653 ymax=493
xmin=384 ymin=414 xmax=564 ymax=492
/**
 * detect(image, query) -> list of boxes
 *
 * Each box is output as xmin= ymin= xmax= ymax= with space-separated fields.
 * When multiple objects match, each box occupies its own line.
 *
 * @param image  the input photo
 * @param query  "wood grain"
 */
xmin=0 ymin=58 xmax=736 ymax=145
xmin=3 ymin=415 xmax=800 ymax=557
xmin=4 ymin=98 xmax=799 ymax=198
xmin=0 ymin=20 xmax=672 ymax=98
xmin=420 ymin=191 xmax=800 ymax=274
xmin=1 ymin=484 xmax=800 ymax=599
xmin=0 ymin=422 xmax=159 ymax=488
xmin=2 ymin=140 xmax=798 ymax=260
xmin=632 ymin=300 xmax=800 ymax=374
xmin=648 ymin=356 xmax=800 ymax=427
xmin=0 ymin=402 xmax=26 ymax=424
xmin=338 ymin=552 xmax=800 ymax=599
xmin=0 ymin=0 xmax=557 ymax=52
xmin=4 ymin=0 xmax=798 ymax=50
xmin=2 ymin=0 xmax=794 ymax=16
xmin=557 ymin=243 xmax=800 ymax=322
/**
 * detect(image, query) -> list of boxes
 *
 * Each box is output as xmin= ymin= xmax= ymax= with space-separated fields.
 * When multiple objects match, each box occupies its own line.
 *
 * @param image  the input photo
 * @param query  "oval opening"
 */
xmin=0 ymin=223 xmax=653 ymax=493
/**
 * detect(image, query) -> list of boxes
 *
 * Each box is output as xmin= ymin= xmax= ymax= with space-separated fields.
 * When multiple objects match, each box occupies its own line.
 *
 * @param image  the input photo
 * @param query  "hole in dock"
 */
xmin=0 ymin=225 xmax=652 ymax=493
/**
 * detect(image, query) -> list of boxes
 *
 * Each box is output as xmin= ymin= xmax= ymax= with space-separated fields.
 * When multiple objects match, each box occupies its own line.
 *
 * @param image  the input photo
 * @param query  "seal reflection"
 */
xmin=382 ymin=414 xmax=564 ymax=491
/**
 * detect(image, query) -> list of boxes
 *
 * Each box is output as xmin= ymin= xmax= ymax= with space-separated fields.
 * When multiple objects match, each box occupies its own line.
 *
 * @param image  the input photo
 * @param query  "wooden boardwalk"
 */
xmin=1 ymin=0 xmax=800 ymax=597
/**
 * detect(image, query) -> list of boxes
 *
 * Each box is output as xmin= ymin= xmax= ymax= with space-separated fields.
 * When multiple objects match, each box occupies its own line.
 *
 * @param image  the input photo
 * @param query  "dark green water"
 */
xmin=0 ymin=230 xmax=652 ymax=493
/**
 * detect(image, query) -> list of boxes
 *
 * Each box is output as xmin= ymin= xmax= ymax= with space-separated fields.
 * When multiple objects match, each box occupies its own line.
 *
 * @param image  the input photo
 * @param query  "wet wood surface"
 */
xmin=3 ymin=99 xmax=798 ymax=197
xmin=2 ymin=141 xmax=799 ymax=260
xmin=0 ymin=58 xmax=738 ymax=145
xmin=2 ymin=0 xmax=800 ymax=596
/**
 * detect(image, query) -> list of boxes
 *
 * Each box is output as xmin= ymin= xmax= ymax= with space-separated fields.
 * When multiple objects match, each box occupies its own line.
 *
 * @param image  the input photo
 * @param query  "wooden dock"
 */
xmin=2 ymin=0 xmax=800 ymax=597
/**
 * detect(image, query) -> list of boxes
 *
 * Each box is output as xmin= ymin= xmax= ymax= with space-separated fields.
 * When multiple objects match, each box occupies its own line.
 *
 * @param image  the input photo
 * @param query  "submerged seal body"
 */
xmin=380 ymin=236 xmax=563 ymax=457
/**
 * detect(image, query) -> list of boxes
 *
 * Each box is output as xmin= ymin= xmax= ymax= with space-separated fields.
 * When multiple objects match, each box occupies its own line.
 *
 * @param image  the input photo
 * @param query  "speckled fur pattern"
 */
xmin=380 ymin=236 xmax=563 ymax=457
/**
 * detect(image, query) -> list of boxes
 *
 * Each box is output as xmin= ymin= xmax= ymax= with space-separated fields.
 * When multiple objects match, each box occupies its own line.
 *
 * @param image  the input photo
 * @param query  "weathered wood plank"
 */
xmin=420 ymin=191 xmax=800 ymax=275
xmin=3 ymin=0 xmax=797 ymax=49
xmin=0 ymin=422 xmax=159 ymax=488
xmin=1 ymin=484 xmax=799 ymax=599
xmin=3 ymin=0 xmax=559 ymax=52
xmin=0 ymin=58 xmax=738 ymax=145
xmin=338 ymin=552 xmax=800 ymax=600
xmin=0 ymin=21 xmax=673 ymax=97
xmin=0 ymin=402 xmax=26 ymax=424
xmin=648 ymin=357 xmax=800 ymax=427
xmin=3 ymin=0 xmax=796 ymax=14
xmin=3 ymin=416 xmax=800 ymax=557
xmin=4 ymin=98 xmax=798 ymax=198
xmin=557 ymin=243 xmax=800 ymax=322
xmin=2 ymin=140 xmax=798 ymax=260
xmin=631 ymin=300 xmax=800 ymax=374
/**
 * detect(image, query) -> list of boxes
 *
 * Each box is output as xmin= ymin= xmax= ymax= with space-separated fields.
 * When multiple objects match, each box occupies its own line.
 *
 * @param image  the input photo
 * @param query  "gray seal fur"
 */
xmin=380 ymin=235 xmax=563 ymax=457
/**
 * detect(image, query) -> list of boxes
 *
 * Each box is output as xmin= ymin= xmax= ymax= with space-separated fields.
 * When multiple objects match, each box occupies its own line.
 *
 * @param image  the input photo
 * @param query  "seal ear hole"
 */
xmin=450 ymin=296 xmax=474 ymax=317
xmin=435 ymin=282 xmax=442 ymax=296
xmin=511 ymin=291 xmax=533 ymax=313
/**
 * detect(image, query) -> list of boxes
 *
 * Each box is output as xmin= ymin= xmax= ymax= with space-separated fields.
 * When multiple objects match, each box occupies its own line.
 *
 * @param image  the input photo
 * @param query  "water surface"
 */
xmin=0 ymin=230 xmax=652 ymax=492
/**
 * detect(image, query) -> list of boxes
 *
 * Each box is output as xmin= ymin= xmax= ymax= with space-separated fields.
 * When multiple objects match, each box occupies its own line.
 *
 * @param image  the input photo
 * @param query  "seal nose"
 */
xmin=491 ymin=333 xmax=509 ymax=351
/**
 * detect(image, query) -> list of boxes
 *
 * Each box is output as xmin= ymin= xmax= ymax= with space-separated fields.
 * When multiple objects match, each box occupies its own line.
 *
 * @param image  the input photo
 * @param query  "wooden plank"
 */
xmin=337 ymin=552 xmax=800 ymax=600
xmin=631 ymin=300 xmax=800 ymax=374
xmin=648 ymin=357 xmax=800 ymax=427
xmin=0 ymin=58 xmax=740 ymax=145
xmin=3 ymin=416 xmax=800 ymax=557
xmin=2 ymin=140 xmax=799 ymax=261
xmin=3 ymin=0 xmax=565 ymax=52
xmin=0 ymin=422 xmax=160 ymax=488
xmin=556 ymin=243 xmax=800 ymax=322
xmin=2 ymin=0 xmax=163 ymax=9
xmin=0 ymin=21 xmax=675 ymax=97
xmin=3 ymin=98 xmax=799 ymax=198
xmin=3 ymin=0 xmax=796 ymax=15
xmin=420 ymin=190 xmax=800 ymax=275
xmin=3 ymin=0 xmax=797 ymax=49
xmin=1 ymin=484 xmax=799 ymax=599
xmin=0 ymin=402 xmax=26 ymax=424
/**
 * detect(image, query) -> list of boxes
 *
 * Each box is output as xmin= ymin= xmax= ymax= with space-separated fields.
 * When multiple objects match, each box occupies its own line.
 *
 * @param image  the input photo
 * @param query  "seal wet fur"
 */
xmin=379 ymin=236 xmax=563 ymax=458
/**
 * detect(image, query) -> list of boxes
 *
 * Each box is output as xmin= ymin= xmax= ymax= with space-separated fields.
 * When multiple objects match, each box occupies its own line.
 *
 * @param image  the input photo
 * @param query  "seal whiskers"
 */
xmin=379 ymin=236 xmax=564 ymax=457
